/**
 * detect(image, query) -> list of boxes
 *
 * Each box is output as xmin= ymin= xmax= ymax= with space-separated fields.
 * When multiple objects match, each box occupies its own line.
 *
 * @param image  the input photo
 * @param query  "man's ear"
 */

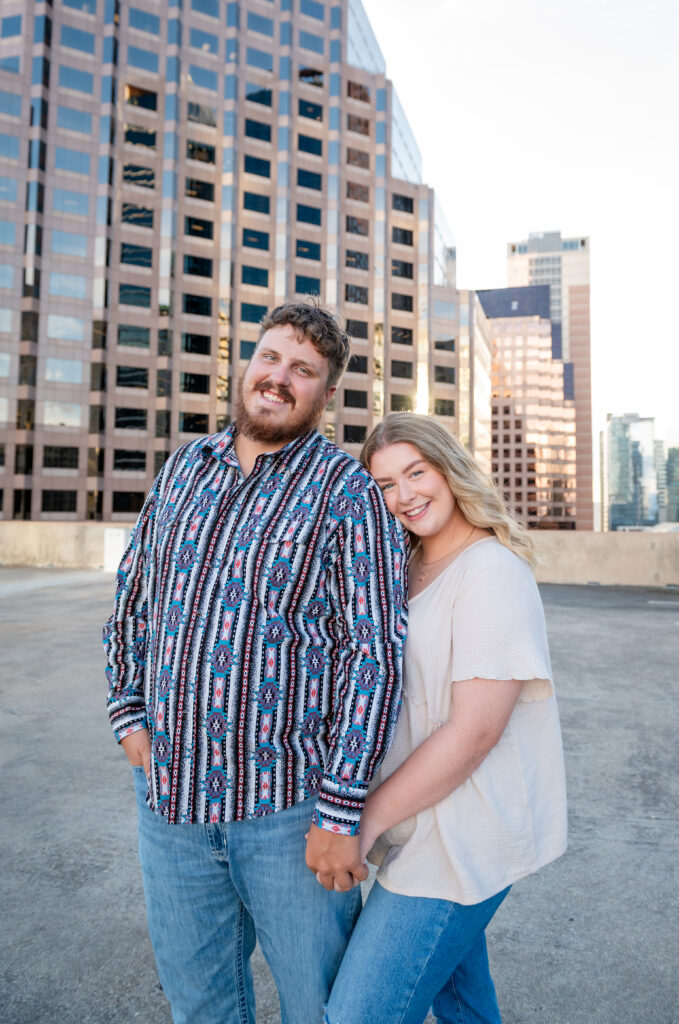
xmin=324 ymin=385 xmax=337 ymax=405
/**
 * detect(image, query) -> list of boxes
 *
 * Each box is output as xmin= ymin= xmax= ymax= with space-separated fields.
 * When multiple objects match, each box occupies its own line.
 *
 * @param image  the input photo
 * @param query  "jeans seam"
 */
xmin=235 ymin=901 xmax=251 ymax=1024
xmin=398 ymin=901 xmax=458 ymax=1024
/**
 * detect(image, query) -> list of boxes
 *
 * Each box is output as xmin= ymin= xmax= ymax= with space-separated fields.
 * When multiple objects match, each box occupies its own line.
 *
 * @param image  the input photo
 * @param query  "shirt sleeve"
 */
xmin=451 ymin=555 xmax=553 ymax=701
xmin=102 ymin=470 xmax=164 ymax=742
xmin=313 ymin=478 xmax=408 ymax=835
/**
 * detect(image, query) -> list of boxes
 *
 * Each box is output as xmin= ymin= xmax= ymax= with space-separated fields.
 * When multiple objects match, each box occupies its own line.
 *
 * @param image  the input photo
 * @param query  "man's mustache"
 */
xmin=254 ymin=381 xmax=295 ymax=405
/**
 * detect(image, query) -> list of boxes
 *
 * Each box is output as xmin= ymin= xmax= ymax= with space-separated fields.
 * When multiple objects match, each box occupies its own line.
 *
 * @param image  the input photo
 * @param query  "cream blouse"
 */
xmin=368 ymin=537 xmax=568 ymax=905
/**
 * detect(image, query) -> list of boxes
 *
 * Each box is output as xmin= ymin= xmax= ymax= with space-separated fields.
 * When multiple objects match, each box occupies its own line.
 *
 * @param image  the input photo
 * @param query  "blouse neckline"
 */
xmin=408 ymin=536 xmax=498 ymax=603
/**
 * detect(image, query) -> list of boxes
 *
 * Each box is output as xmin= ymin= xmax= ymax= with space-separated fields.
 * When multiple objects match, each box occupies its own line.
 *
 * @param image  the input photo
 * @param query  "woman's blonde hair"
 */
xmin=361 ymin=413 xmax=536 ymax=568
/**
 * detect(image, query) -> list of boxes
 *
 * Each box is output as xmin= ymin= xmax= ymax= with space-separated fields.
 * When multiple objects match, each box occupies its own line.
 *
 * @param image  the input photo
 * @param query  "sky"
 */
xmin=361 ymin=0 xmax=679 ymax=446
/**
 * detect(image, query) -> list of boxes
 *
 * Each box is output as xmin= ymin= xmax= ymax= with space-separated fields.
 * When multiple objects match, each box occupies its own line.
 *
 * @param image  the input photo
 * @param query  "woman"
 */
xmin=324 ymin=413 xmax=567 ymax=1024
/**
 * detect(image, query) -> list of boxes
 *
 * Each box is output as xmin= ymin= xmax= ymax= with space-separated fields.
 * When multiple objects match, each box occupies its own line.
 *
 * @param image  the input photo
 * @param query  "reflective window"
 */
xmin=243 ymin=191 xmax=269 ymax=214
xmin=114 ymin=449 xmax=146 ymax=470
xmin=188 ymin=101 xmax=217 ymax=127
xmin=186 ymin=177 xmax=214 ymax=202
xmin=61 ymin=24 xmax=95 ymax=53
xmin=179 ymin=412 xmax=209 ymax=434
xmin=347 ymin=114 xmax=369 ymax=136
xmin=42 ymin=490 xmax=77 ymax=513
xmin=241 ymin=302 xmax=267 ymax=323
xmin=55 ymin=146 xmax=90 ymax=175
xmin=112 ymin=491 xmax=145 ymax=512
xmin=129 ymin=7 xmax=160 ymax=34
xmin=243 ymin=228 xmax=269 ymax=250
xmin=392 ymin=193 xmax=413 ymax=213
xmin=244 ymin=154 xmax=270 ymax=178
xmin=434 ymin=399 xmax=455 ymax=417
xmin=191 ymin=0 xmax=219 ymax=17
xmin=240 ymin=340 xmax=256 ymax=359
xmin=118 ymin=324 xmax=150 ymax=348
xmin=346 ymin=249 xmax=368 ymax=270
xmin=434 ymin=365 xmax=455 ymax=384
xmin=30 ymin=97 xmax=48 ymax=129
xmin=182 ymin=332 xmax=210 ymax=355
xmin=434 ymin=337 xmax=455 ymax=352
xmin=0 ymin=56 xmax=20 ymax=74
xmin=183 ymin=293 xmax=211 ymax=316
xmin=125 ymin=84 xmax=157 ymax=110
xmin=297 ymin=203 xmax=321 ymax=225
xmin=49 ymin=273 xmax=87 ymax=299
xmin=124 ymin=124 xmax=156 ymax=148
xmin=58 ymin=65 xmax=93 ymax=94
xmin=391 ymin=360 xmax=413 ymax=379
xmin=295 ymin=274 xmax=320 ymax=295
xmin=299 ymin=30 xmax=323 ymax=55
xmin=117 ymin=366 xmax=149 ymax=388
xmin=190 ymin=27 xmax=218 ymax=53
xmin=180 ymin=372 xmax=210 ymax=394
xmin=0 ymin=309 xmax=11 ymax=332
xmin=57 ymin=105 xmax=92 ymax=134
xmin=344 ymin=389 xmax=367 ymax=409
xmin=123 ymin=164 xmax=155 ymax=188
xmin=347 ymin=147 xmax=369 ymax=169
xmin=347 ymin=80 xmax=370 ymax=102
xmin=0 ymin=134 xmax=20 ymax=161
xmin=392 ymin=259 xmax=413 ymax=279
xmin=121 ymin=203 xmax=153 ymax=228
xmin=391 ymin=293 xmax=413 ymax=312
xmin=53 ymin=190 xmax=88 ymax=217
xmin=299 ymin=99 xmax=322 ymax=121
xmin=347 ymin=181 xmax=369 ymax=203
xmin=43 ymin=445 xmax=79 ymax=469
xmin=128 ymin=46 xmax=158 ymax=73
xmin=1 ymin=15 xmax=21 ymax=38
xmin=298 ymin=133 xmax=322 ymax=156
xmin=245 ymin=118 xmax=272 ymax=142
xmin=247 ymin=12 xmax=274 ymax=36
xmin=392 ymin=227 xmax=413 ymax=246
xmin=0 ymin=90 xmax=21 ymax=118
xmin=345 ymin=284 xmax=368 ymax=304
xmin=246 ymin=48 xmax=273 ymax=72
xmin=120 ymin=283 xmax=151 ymax=307
xmin=121 ymin=242 xmax=152 ymax=267
xmin=297 ymin=168 xmax=321 ymax=190
xmin=346 ymin=319 xmax=368 ymax=339
xmin=189 ymin=65 xmax=218 ymax=91
xmin=241 ymin=265 xmax=268 ymax=287
xmin=245 ymin=83 xmax=272 ymax=106
xmin=63 ymin=0 xmax=96 ymax=12
xmin=0 ymin=176 xmax=17 ymax=202
xmin=301 ymin=0 xmax=324 ymax=18
xmin=347 ymin=354 xmax=368 ymax=373
xmin=45 ymin=358 xmax=83 ymax=383
xmin=115 ymin=407 xmax=148 ymax=429
xmin=184 ymin=254 xmax=213 ymax=277
xmin=186 ymin=140 xmax=215 ymax=164
xmin=185 ymin=216 xmax=213 ymax=239
xmin=0 ymin=264 xmax=13 ymax=289
xmin=297 ymin=239 xmax=321 ymax=261
xmin=391 ymin=394 xmax=413 ymax=412
xmin=29 ymin=139 xmax=46 ymax=170
xmin=47 ymin=314 xmax=86 ymax=341
xmin=344 ymin=425 xmax=366 ymax=444
xmin=346 ymin=215 xmax=368 ymax=236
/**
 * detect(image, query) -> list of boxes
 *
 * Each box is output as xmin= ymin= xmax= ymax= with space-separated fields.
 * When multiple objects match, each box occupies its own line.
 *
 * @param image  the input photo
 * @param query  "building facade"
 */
xmin=478 ymin=285 xmax=577 ymax=529
xmin=0 ymin=0 xmax=458 ymax=521
xmin=601 ymin=413 xmax=661 ymax=530
xmin=666 ymin=447 xmax=679 ymax=523
xmin=507 ymin=230 xmax=593 ymax=529
xmin=457 ymin=288 xmax=491 ymax=477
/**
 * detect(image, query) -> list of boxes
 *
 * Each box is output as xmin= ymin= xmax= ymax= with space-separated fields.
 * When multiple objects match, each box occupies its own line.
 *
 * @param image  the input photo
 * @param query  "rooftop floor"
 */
xmin=1 ymin=570 xmax=677 ymax=1023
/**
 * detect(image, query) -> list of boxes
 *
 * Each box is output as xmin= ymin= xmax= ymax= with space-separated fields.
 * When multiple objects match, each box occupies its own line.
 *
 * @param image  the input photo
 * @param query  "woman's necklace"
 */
xmin=414 ymin=524 xmax=476 ymax=583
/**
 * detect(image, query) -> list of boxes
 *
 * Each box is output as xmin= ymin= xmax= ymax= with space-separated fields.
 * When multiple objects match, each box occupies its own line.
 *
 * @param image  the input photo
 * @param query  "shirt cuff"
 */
xmin=312 ymin=775 xmax=369 ymax=835
xmin=112 ymin=714 xmax=148 ymax=745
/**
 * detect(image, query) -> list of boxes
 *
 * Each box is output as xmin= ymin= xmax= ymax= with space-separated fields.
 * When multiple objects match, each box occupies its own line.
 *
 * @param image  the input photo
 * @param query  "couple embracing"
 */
xmin=104 ymin=302 xmax=567 ymax=1024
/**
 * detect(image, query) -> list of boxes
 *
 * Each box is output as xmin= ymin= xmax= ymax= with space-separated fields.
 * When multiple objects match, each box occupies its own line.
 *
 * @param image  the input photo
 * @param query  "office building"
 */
xmin=666 ymin=447 xmax=679 ymax=523
xmin=601 ymin=413 xmax=659 ymax=530
xmin=507 ymin=231 xmax=593 ymax=529
xmin=0 ymin=0 xmax=457 ymax=521
xmin=478 ymin=285 xmax=577 ymax=529
xmin=457 ymin=288 xmax=492 ymax=477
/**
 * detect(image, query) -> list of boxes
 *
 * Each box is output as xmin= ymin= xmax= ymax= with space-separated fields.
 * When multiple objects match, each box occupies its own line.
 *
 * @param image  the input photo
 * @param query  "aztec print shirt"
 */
xmin=104 ymin=425 xmax=408 ymax=833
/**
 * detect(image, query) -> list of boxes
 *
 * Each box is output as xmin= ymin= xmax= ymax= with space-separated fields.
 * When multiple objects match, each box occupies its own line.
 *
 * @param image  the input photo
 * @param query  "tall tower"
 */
xmin=507 ymin=231 xmax=593 ymax=529
xmin=601 ymin=413 xmax=659 ymax=530
xmin=0 ymin=0 xmax=458 ymax=522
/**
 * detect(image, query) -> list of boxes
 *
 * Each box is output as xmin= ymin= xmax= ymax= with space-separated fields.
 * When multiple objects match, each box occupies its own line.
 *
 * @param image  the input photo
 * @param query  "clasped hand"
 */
xmin=305 ymin=823 xmax=369 ymax=892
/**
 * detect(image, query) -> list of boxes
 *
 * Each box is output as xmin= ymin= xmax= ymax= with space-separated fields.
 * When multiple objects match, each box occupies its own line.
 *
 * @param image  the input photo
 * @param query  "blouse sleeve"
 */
xmin=450 ymin=555 xmax=554 ymax=701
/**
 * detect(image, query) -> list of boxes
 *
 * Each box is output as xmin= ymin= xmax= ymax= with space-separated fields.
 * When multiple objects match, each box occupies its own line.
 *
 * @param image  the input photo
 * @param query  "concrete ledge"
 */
xmin=1 ymin=521 xmax=678 ymax=587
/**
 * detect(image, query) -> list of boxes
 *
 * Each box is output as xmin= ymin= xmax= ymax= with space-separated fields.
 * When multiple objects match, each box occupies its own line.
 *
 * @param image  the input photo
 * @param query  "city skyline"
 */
xmin=361 ymin=0 xmax=679 ymax=444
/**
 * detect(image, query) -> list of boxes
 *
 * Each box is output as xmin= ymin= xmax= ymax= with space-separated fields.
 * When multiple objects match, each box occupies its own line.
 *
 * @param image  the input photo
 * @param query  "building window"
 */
xmin=247 ymin=11 xmax=274 ymax=36
xmin=187 ymin=101 xmax=217 ymax=127
xmin=121 ymin=243 xmax=152 ymax=268
xmin=345 ymin=283 xmax=368 ymax=305
xmin=296 ymin=275 xmax=320 ymax=295
xmin=185 ymin=177 xmax=214 ymax=202
xmin=58 ymin=65 xmax=93 ymax=94
xmin=123 ymin=164 xmax=155 ymax=188
xmin=246 ymin=47 xmax=273 ymax=73
xmin=347 ymin=80 xmax=370 ymax=102
xmin=391 ymin=394 xmax=413 ymax=412
xmin=118 ymin=324 xmax=150 ymax=348
xmin=120 ymin=283 xmax=151 ymax=308
xmin=298 ymin=99 xmax=323 ymax=121
xmin=240 ymin=340 xmax=256 ymax=359
xmin=299 ymin=67 xmax=323 ymax=87
xmin=242 ymin=265 xmax=269 ymax=287
xmin=57 ymin=105 xmax=92 ymax=134
xmin=129 ymin=7 xmax=160 ymax=34
xmin=434 ymin=338 xmax=455 ymax=352
xmin=343 ymin=424 xmax=366 ymax=444
xmin=434 ymin=399 xmax=455 ymax=417
xmin=155 ymin=410 xmax=170 ymax=437
xmin=392 ymin=259 xmax=413 ymax=279
xmin=347 ymin=182 xmax=369 ymax=203
xmin=391 ymin=360 xmax=413 ymax=379
xmin=15 ymin=445 xmax=34 ymax=474
xmin=244 ymin=154 xmax=271 ymax=178
xmin=182 ymin=332 xmax=210 ymax=355
xmin=391 ymin=293 xmax=413 ymax=312
xmin=346 ymin=249 xmax=369 ymax=270
xmin=245 ymin=84 xmax=272 ymax=106
xmin=186 ymin=140 xmax=216 ymax=164
xmin=184 ymin=254 xmax=213 ymax=277
xmin=117 ymin=366 xmax=149 ymax=389
xmin=392 ymin=193 xmax=413 ymax=213
xmin=241 ymin=302 xmax=267 ymax=323
xmin=125 ymin=84 xmax=157 ymax=111
xmin=156 ymin=369 xmax=171 ymax=396
xmin=346 ymin=319 xmax=368 ymax=339
xmin=347 ymin=147 xmax=369 ymax=169
xmin=344 ymin=389 xmax=368 ymax=409
xmin=347 ymin=114 xmax=369 ymax=136
xmin=434 ymin=365 xmax=455 ymax=384
xmin=113 ymin=449 xmax=146 ymax=471
xmin=43 ymin=445 xmax=78 ymax=469
xmin=42 ymin=490 xmax=77 ymax=513
xmin=296 ymin=239 xmax=321 ymax=261
xmin=112 ymin=491 xmax=145 ymax=513
xmin=245 ymin=118 xmax=272 ymax=142
xmin=243 ymin=227 xmax=269 ymax=250
xmin=392 ymin=227 xmax=413 ymax=246
xmin=179 ymin=412 xmax=209 ymax=433
xmin=115 ymin=408 xmax=148 ymax=429
xmin=183 ymin=293 xmax=212 ymax=317
xmin=297 ymin=168 xmax=322 ymax=191
xmin=121 ymin=203 xmax=153 ymax=228
xmin=346 ymin=215 xmax=368 ymax=236
xmin=347 ymin=354 xmax=368 ymax=374
xmin=297 ymin=203 xmax=321 ymax=225
xmin=244 ymin=191 xmax=270 ymax=214
xmin=124 ymin=124 xmax=156 ymax=148
xmin=298 ymin=134 xmax=322 ymax=156
xmin=185 ymin=216 xmax=214 ymax=239
xmin=180 ymin=372 xmax=210 ymax=394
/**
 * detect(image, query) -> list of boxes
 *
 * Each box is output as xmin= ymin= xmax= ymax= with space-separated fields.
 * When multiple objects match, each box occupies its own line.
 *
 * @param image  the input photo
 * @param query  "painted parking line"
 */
xmin=647 ymin=600 xmax=679 ymax=606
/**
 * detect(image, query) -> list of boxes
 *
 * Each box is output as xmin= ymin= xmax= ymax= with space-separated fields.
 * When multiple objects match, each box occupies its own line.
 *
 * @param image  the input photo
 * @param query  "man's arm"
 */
xmin=306 ymin=473 xmax=408 ymax=886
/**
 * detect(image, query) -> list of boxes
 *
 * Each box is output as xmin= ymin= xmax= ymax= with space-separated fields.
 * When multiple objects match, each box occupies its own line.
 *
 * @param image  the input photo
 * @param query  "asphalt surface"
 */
xmin=0 ymin=570 xmax=677 ymax=1024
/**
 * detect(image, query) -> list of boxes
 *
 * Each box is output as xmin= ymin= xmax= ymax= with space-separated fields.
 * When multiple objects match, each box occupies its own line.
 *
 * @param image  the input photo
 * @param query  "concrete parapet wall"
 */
xmin=1 ymin=522 xmax=678 ymax=587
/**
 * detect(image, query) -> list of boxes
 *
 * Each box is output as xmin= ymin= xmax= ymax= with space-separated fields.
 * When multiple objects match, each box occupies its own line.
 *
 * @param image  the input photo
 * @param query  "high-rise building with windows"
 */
xmin=457 ymin=288 xmax=491 ymax=478
xmin=666 ymin=447 xmax=679 ymax=524
xmin=507 ymin=231 xmax=593 ymax=529
xmin=0 ymin=0 xmax=458 ymax=521
xmin=478 ymin=285 xmax=577 ymax=530
xmin=601 ymin=413 xmax=661 ymax=530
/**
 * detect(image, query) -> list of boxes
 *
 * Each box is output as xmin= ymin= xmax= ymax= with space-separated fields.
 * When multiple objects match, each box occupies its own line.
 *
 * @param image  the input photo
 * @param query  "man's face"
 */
xmin=235 ymin=324 xmax=336 ymax=444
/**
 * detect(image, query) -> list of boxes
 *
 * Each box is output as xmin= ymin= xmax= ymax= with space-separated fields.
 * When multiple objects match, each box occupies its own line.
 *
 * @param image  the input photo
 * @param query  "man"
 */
xmin=104 ymin=302 xmax=408 ymax=1023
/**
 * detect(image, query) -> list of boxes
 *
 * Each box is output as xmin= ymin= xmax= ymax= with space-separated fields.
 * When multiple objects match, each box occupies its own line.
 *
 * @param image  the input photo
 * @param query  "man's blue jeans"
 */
xmin=324 ymin=880 xmax=510 ymax=1024
xmin=133 ymin=767 xmax=361 ymax=1024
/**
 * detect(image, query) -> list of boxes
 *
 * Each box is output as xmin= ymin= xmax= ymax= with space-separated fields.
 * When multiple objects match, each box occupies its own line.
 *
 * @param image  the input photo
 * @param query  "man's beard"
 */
xmin=233 ymin=376 xmax=327 ymax=444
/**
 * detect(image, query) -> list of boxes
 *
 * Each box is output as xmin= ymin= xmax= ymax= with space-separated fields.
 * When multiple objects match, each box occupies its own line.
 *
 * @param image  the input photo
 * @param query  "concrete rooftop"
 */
xmin=0 ymin=569 xmax=677 ymax=1024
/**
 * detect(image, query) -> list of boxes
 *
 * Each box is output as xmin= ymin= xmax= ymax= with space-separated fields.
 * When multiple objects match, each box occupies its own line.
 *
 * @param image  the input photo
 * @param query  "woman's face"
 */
xmin=369 ymin=442 xmax=457 ymax=540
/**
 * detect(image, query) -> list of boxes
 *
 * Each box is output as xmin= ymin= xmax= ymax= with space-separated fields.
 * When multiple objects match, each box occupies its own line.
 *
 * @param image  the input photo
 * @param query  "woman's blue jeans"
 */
xmin=133 ymin=767 xmax=361 ymax=1024
xmin=324 ymin=879 xmax=510 ymax=1024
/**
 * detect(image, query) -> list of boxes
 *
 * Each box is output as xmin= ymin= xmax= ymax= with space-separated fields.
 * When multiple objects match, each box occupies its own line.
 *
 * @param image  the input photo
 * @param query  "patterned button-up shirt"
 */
xmin=104 ymin=425 xmax=408 ymax=833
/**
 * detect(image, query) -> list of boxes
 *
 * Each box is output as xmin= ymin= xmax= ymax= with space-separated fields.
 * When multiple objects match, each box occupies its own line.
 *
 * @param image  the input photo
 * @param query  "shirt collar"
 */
xmin=200 ymin=423 xmax=322 ymax=469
